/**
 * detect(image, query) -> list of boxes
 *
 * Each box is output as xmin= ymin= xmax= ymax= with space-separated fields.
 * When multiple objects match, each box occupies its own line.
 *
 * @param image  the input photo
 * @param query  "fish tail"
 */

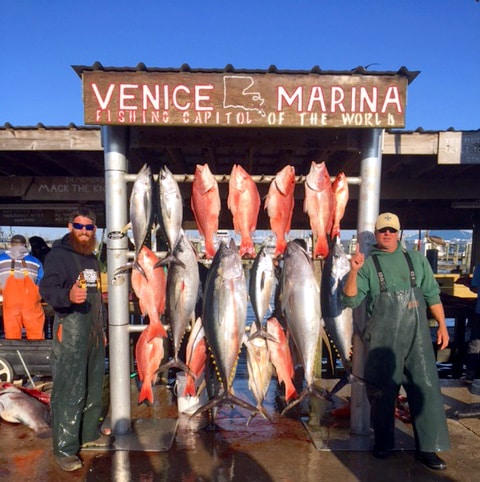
xmin=239 ymin=238 xmax=255 ymax=258
xmin=281 ymin=389 xmax=308 ymax=416
xmin=274 ymin=238 xmax=287 ymax=257
xmin=147 ymin=321 xmax=168 ymax=340
xmin=157 ymin=358 xmax=195 ymax=379
xmin=183 ymin=375 xmax=196 ymax=397
xmin=313 ymin=236 xmax=329 ymax=259
xmin=284 ymin=382 xmax=298 ymax=402
xmin=138 ymin=383 xmax=154 ymax=405
xmin=248 ymin=326 xmax=278 ymax=343
xmin=188 ymin=391 xmax=262 ymax=420
xmin=204 ymin=239 xmax=216 ymax=259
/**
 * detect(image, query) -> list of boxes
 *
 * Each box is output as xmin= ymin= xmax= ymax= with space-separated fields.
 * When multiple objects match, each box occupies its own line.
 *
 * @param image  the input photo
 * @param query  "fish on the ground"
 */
xmin=184 ymin=317 xmax=207 ymax=397
xmin=331 ymin=171 xmax=349 ymax=239
xmin=131 ymin=245 xmax=168 ymax=338
xmin=160 ymin=230 xmax=200 ymax=375
xmin=266 ymin=316 xmax=297 ymax=402
xmin=279 ymin=240 xmax=325 ymax=414
xmin=243 ymin=323 xmax=273 ymax=421
xmin=304 ymin=161 xmax=334 ymax=259
xmin=157 ymin=165 xmax=183 ymax=256
xmin=0 ymin=385 xmax=51 ymax=438
xmin=129 ymin=163 xmax=155 ymax=257
xmin=190 ymin=239 xmax=260 ymax=419
xmin=191 ymin=164 xmax=221 ymax=259
xmin=248 ymin=245 xmax=276 ymax=340
xmin=132 ymin=245 xmax=169 ymax=403
xmin=320 ymin=241 xmax=353 ymax=374
xmin=135 ymin=324 xmax=165 ymax=404
xmin=264 ymin=165 xmax=296 ymax=257
xmin=227 ymin=164 xmax=261 ymax=258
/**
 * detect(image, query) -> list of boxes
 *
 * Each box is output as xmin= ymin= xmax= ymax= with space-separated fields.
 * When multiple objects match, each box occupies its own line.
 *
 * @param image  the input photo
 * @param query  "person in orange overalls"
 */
xmin=0 ymin=234 xmax=46 ymax=339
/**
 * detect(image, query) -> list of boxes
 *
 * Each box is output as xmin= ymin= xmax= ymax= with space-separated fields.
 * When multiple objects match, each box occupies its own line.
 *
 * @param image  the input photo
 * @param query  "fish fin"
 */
xmin=284 ymin=383 xmax=298 ymax=402
xmin=320 ymin=328 xmax=335 ymax=374
xmin=120 ymin=221 xmax=132 ymax=234
xmin=157 ymin=358 xmax=195 ymax=379
xmin=248 ymin=327 xmax=278 ymax=343
xmin=188 ymin=391 xmax=262 ymax=420
xmin=280 ymin=389 xmax=308 ymax=416
xmin=157 ymin=254 xmax=186 ymax=269
xmin=326 ymin=374 xmax=350 ymax=399
xmin=138 ymin=383 xmax=154 ymax=405
xmin=147 ymin=321 xmax=168 ymax=340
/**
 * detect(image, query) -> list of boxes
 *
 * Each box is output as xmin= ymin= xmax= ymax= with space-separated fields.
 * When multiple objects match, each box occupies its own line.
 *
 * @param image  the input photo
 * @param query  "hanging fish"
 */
xmin=157 ymin=165 xmax=183 ymax=256
xmin=266 ymin=316 xmax=297 ymax=403
xmin=244 ymin=323 xmax=273 ymax=422
xmin=248 ymin=245 xmax=276 ymax=341
xmin=227 ymin=164 xmax=261 ymax=258
xmin=320 ymin=240 xmax=353 ymax=373
xmin=304 ymin=161 xmax=334 ymax=259
xmin=183 ymin=317 xmax=207 ymax=397
xmin=191 ymin=163 xmax=221 ymax=259
xmin=331 ymin=171 xmax=349 ymax=239
xmin=159 ymin=230 xmax=200 ymax=376
xmin=190 ymin=239 xmax=260 ymax=419
xmin=135 ymin=324 xmax=165 ymax=404
xmin=129 ymin=163 xmax=155 ymax=257
xmin=131 ymin=245 xmax=168 ymax=337
xmin=279 ymin=240 xmax=326 ymax=415
xmin=264 ymin=165 xmax=296 ymax=257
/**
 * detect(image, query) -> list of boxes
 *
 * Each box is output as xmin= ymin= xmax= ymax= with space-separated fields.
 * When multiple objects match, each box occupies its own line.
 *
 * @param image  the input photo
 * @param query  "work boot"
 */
xmin=81 ymin=433 xmax=114 ymax=449
xmin=55 ymin=455 xmax=83 ymax=472
xmin=415 ymin=451 xmax=447 ymax=470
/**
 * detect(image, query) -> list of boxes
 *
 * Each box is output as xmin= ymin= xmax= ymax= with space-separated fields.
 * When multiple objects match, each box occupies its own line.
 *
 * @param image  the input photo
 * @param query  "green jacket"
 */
xmin=341 ymin=242 xmax=441 ymax=317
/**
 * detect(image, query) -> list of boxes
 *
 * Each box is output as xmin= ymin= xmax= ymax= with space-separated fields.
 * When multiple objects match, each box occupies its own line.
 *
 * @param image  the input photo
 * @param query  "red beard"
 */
xmin=69 ymin=232 xmax=96 ymax=255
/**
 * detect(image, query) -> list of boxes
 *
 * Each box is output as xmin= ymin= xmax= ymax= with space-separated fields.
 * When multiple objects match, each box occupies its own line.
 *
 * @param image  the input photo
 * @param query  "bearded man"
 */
xmin=40 ymin=208 xmax=113 ymax=472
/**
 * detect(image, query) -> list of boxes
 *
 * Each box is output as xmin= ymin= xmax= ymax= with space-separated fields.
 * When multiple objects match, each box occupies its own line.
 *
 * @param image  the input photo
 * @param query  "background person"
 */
xmin=342 ymin=212 xmax=450 ymax=471
xmin=0 ymin=234 xmax=45 ymax=339
xmin=464 ymin=263 xmax=480 ymax=381
xmin=40 ymin=208 xmax=112 ymax=472
xmin=29 ymin=235 xmax=51 ymax=265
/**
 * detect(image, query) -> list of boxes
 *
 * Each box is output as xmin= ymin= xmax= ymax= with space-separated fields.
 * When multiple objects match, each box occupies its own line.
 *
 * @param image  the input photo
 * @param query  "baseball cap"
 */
xmin=375 ymin=212 xmax=400 ymax=232
xmin=11 ymin=234 xmax=27 ymax=245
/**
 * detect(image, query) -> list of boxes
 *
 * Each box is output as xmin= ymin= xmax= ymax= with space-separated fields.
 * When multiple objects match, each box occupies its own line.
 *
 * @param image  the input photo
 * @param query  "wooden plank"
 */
xmin=382 ymin=131 xmax=438 ymax=155
xmin=0 ymin=128 xmax=101 ymax=151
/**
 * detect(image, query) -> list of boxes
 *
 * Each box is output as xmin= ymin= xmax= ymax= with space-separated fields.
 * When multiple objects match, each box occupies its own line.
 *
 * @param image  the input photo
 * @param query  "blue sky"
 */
xmin=1 ymin=0 xmax=479 ymax=131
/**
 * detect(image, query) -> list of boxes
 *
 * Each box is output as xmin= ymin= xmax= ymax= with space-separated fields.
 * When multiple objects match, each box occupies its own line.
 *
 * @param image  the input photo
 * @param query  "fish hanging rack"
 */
xmin=124 ymin=173 xmax=362 ymax=185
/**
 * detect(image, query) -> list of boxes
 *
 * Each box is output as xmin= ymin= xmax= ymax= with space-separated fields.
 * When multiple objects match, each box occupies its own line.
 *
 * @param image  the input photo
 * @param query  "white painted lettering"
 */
xmin=195 ymin=85 xmax=214 ymax=111
xmin=381 ymin=86 xmax=402 ymax=113
xmin=173 ymin=85 xmax=191 ymax=111
xmin=359 ymin=87 xmax=377 ymax=113
xmin=91 ymin=83 xmax=115 ymax=109
xmin=306 ymin=87 xmax=327 ymax=112
xmin=331 ymin=87 xmax=346 ymax=112
xmin=119 ymin=84 xmax=138 ymax=110
xmin=277 ymin=86 xmax=302 ymax=111
xmin=143 ymin=85 xmax=161 ymax=110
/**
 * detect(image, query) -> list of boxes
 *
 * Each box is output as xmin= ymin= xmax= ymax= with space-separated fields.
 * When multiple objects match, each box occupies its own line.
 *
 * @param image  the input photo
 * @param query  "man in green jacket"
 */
xmin=342 ymin=212 xmax=450 ymax=471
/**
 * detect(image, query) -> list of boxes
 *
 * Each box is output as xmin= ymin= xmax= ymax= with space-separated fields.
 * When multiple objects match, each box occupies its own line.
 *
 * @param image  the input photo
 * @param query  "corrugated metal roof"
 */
xmin=72 ymin=63 xmax=420 ymax=84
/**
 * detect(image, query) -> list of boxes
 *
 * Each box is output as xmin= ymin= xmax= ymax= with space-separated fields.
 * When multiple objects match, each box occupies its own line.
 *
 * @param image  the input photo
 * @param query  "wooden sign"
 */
xmin=82 ymin=71 xmax=408 ymax=128
xmin=438 ymin=132 xmax=480 ymax=165
xmin=0 ymin=177 xmax=105 ymax=201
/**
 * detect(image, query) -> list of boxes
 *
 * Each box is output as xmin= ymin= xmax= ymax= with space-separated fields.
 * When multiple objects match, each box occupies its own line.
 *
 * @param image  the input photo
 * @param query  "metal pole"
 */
xmin=102 ymin=125 xmax=131 ymax=435
xmin=350 ymin=128 xmax=383 ymax=435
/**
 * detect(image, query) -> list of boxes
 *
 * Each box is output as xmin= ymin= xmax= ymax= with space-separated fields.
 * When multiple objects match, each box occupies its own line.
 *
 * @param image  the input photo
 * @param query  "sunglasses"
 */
xmin=72 ymin=222 xmax=95 ymax=231
xmin=378 ymin=227 xmax=398 ymax=234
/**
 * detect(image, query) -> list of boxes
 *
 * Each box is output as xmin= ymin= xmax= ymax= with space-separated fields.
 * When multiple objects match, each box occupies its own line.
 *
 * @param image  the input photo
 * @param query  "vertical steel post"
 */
xmin=102 ymin=126 xmax=131 ymax=434
xmin=350 ymin=128 xmax=383 ymax=435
